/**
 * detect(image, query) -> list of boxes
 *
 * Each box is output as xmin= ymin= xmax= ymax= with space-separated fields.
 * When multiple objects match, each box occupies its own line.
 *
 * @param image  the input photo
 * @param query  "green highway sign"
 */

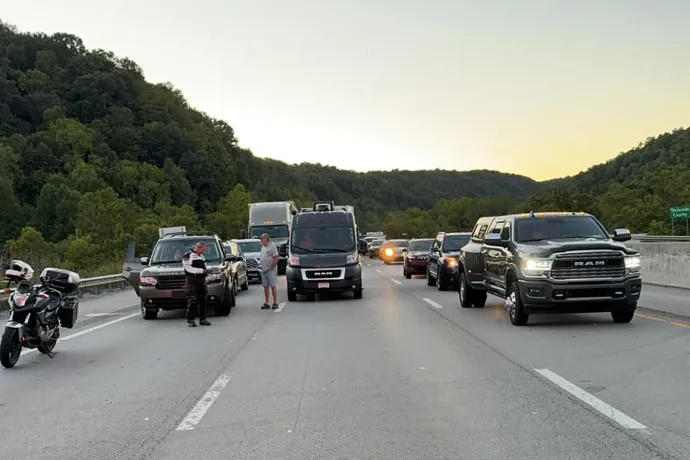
xmin=670 ymin=206 xmax=690 ymax=219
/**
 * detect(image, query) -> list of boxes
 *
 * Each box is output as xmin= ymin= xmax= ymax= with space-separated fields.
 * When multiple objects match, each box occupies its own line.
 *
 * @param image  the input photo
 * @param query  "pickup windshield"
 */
xmin=237 ymin=241 xmax=262 ymax=253
xmin=150 ymin=238 xmax=222 ymax=264
xmin=514 ymin=216 xmax=608 ymax=242
xmin=291 ymin=227 xmax=356 ymax=254
xmin=387 ymin=240 xmax=409 ymax=248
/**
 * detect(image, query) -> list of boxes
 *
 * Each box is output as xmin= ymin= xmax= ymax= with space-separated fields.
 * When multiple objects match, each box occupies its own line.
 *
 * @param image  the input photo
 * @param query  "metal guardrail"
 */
xmin=632 ymin=235 xmax=690 ymax=242
xmin=0 ymin=274 xmax=128 ymax=302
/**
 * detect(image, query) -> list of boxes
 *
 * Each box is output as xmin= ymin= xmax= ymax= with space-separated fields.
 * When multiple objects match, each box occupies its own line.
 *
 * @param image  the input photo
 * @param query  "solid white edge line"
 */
xmin=21 ymin=312 xmax=139 ymax=356
xmin=274 ymin=302 xmax=286 ymax=312
xmin=176 ymin=374 xmax=232 ymax=431
xmin=391 ymin=279 xmax=402 ymax=285
xmin=422 ymin=298 xmax=443 ymax=309
xmin=376 ymin=269 xmax=382 ymax=273
xmin=534 ymin=368 xmax=646 ymax=430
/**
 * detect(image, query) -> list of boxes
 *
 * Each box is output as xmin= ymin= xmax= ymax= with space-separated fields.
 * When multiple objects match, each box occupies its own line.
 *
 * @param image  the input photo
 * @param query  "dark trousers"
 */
xmin=185 ymin=281 xmax=207 ymax=322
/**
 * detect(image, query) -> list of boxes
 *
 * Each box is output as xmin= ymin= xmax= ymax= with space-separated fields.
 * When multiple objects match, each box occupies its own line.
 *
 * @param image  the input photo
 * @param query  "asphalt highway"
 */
xmin=0 ymin=263 xmax=687 ymax=459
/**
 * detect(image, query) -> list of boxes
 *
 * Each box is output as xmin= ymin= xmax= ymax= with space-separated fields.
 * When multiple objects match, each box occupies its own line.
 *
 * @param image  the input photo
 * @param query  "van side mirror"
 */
xmin=612 ymin=228 xmax=631 ymax=242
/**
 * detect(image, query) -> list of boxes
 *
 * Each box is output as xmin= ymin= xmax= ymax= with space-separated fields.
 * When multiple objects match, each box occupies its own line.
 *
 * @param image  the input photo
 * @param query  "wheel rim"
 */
xmin=460 ymin=276 xmax=466 ymax=303
xmin=506 ymin=291 xmax=517 ymax=320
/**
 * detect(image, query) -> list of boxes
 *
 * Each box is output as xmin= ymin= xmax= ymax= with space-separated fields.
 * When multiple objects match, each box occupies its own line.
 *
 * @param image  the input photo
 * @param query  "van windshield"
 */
xmin=291 ymin=227 xmax=356 ymax=254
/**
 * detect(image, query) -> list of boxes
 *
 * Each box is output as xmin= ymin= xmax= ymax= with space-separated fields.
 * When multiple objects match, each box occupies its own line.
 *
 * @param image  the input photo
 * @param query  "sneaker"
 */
xmin=272 ymin=303 xmax=279 ymax=310
xmin=188 ymin=321 xmax=197 ymax=327
xmin=199 ymin=319 xmax=211 ymax=326
xmin=261 ymin=303 xmax=270 ymax=310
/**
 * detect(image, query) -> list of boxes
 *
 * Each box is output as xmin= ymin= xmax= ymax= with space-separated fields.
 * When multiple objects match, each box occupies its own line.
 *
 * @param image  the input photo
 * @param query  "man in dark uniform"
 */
xmin=182 ymin=241 xmax=211 ymax=327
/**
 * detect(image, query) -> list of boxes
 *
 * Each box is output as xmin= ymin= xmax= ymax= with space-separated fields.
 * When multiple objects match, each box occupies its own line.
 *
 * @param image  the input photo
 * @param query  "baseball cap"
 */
xmin=260 ymin=233 xmax=270 ymax=239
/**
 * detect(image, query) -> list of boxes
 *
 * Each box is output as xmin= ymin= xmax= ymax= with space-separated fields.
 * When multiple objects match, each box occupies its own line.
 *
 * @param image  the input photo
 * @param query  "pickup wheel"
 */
xmin=611 ymin=308 xmax=635 ymax=323
xmin=436 ymin=270 xmax=448 ymax=291
xmin=506 ymin=283 xmax=528 ymax=326
xmin=472 ymin=292 xmax=487 ymax=308
xmin=353 ymin=289 xmax=363 ymax=299
xmin=459 ymin=273 xmax=473 ymax=308
xmin=288 ymin=291 xmax=297 ymax=302
xmin=426 ymin=266 xmax=435 ymax=286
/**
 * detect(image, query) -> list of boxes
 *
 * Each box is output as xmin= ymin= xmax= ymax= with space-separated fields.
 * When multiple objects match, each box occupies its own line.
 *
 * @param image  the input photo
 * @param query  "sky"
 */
xmin=4 ymin=0 xmax=690 ymax=181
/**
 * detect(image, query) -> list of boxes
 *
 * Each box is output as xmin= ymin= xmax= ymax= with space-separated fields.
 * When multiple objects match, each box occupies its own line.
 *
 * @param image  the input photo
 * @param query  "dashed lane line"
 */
xmin=423 ymin=298 xmax=443 ymax=309
xmin=176 ymin=374 xmax=232 ymax=431
xmin=534 ymin=368 xmax=646 ymax=430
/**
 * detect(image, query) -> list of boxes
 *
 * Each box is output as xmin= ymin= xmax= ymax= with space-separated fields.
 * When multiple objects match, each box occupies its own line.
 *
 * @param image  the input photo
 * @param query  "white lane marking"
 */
xmin=85 ymin=313 xmax=123 ymax=317
xmin=251 ymin=333 xmax=259 ymax=340
xmin=366 ymin=263 xmax=371 ymax=266
xmin=419 ymin=366 xmax=426 ymax=370
xmin=176 ymin=374 xmax=232 ymax=431
xmin=534 ymin=368 xmax=646 ymax=430
xmin=391 ymin=279 xmax=402 ymax=285
xmin=21 ymin=312 xmax=139 ymax=356
xmin=274 ymin=302 xmax=286 ymax=313
xmin=423 ymin=298 xmax=443 ymax=309
xmin=376 ymin=269 xmax=382 ymax=273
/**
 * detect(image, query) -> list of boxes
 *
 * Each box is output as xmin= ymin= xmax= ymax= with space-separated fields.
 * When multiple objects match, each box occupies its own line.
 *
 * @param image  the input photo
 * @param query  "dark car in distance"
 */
xmin=368 ymin=239 xmax=386 ymax=259
xmin=403 ymin=238 xmax=434 ymax=278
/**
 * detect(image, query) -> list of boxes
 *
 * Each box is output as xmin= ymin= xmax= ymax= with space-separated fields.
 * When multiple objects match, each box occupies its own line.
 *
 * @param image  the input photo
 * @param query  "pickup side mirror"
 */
xmin=612 ymin=228 xmax=631 ymax=242
xmin=485 ymin=233 xmax=509 ymax=247
xmin=278 ymin=244 xmax=288 ymax=257
xmin=140 ymin=256 xmax=149 ymax=265
xmin=224 ymin=253 xmax=236 ymax=262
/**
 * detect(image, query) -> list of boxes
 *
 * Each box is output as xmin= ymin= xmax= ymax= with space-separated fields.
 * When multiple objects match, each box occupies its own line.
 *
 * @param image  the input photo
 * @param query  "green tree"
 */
xmin=205 ymin=184 xmax=253 ymax=239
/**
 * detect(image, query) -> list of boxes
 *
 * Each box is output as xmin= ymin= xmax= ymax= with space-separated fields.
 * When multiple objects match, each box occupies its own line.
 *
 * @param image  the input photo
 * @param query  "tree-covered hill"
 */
xmin=1 ymin=20 xmax=689 ymax=277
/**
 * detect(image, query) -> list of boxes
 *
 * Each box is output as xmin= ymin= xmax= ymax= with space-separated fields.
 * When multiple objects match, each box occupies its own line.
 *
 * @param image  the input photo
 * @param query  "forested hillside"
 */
xmin=1 ymin=20 xmax=689 ymax=278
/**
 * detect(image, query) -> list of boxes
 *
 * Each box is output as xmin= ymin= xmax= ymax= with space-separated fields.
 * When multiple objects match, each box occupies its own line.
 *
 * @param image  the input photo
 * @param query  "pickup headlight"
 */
xmin=206 ymin=273 xmax=222 ymax=283
xmin=384 ymin=248 xmax=394 ymax=257
xmin=625 ymin=255 xmax=641 ymax=272
xmin=346 ymin=252 xmax=359 ymax=264
xmin=522 ymin=258 xmax=552 ymax=277
xmin=445 ymin=258 xmax=458 ymax=268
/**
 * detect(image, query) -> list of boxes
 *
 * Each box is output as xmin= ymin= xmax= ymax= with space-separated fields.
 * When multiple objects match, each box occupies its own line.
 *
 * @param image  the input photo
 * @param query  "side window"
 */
xmin=473 ymin=224 xmax=488 ymax=240
xmin=500 ymin=221 xmax=511 ymax=241
xmin=432 ymin=238 xmax=441 ymax=251
xmin=485 ymin=220 xmax=504 ymax=239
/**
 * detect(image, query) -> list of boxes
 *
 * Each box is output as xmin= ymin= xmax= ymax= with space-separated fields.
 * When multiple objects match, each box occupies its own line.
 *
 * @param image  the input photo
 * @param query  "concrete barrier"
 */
xmin=627 ymin=240 xmax=690 ymax=290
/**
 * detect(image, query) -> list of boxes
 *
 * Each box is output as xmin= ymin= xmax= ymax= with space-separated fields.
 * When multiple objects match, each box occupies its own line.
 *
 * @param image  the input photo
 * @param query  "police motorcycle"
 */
xmin=1 ymin=260 xmax=81 ymax=369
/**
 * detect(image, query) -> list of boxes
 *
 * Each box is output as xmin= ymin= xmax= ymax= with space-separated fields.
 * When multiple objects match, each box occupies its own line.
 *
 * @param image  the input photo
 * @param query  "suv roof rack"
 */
xmin=161 ymin=231 xmax=216 ymax=239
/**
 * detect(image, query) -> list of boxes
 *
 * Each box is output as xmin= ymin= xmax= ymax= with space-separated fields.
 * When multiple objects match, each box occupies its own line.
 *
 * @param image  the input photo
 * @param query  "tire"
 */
xmin=426 ymin=266 xmax=435 ymax=286
xmin=38 ymin=328 xmax=59 ymax=354
xmin=472 ymin=292 xmax=487 ymax=308
xmin=241 ymin=276 xmax=249 ymax=291
xmin=141 ymin=302 xmax=158 ymax=320
xmin=611 ymin=308 xmax=635 ymax=323
xmin=216 ymin=284 xmax=233 ymax=316
xmin=506 ymin=282 xmax=528 ymax=326
xmin=353 ymin=289 xmax=363 ymax=299
xmin=459 ymin=272 xmax=473 ymax=308
xmin=233 ymin=277 xmax=239 ymax=296
xmin=404 ymin=270 xmax=412 ymax=279
xmin=288 ymin=291 xmax=297 ymax=302
xmin=0 ymin=328 xmax=22 ymax=369
xmin=436 ymin=271 xmax=448 ymax=291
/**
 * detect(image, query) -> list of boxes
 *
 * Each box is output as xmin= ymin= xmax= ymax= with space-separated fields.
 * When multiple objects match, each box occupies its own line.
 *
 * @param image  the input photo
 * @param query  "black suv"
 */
xmin=457 ymin=212 xmax=642 ymax=326
xmin=426 ymin=232 xmax=472 ymax=290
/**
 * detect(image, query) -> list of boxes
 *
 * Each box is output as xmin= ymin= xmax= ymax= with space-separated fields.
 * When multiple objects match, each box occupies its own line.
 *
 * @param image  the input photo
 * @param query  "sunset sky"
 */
xmin=4 ymin=0 xmax=690 ymax=181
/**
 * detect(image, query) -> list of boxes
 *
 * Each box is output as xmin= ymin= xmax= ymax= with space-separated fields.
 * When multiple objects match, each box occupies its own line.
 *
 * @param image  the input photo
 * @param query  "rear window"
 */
xmin=514 ymin=216 xmax=608 ymax=243
xmin=388 ymin=240 xmax=409 ymax=248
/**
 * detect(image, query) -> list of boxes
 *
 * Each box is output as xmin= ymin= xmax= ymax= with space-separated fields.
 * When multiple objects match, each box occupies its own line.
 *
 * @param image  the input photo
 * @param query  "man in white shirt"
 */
xmin=259 ymin=233 xmax=280 ymax=309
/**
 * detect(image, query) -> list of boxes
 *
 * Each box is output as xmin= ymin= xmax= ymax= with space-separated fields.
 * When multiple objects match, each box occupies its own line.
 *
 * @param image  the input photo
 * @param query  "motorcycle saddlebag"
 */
xmin=58 ymin=296 xmax=79 ymax=329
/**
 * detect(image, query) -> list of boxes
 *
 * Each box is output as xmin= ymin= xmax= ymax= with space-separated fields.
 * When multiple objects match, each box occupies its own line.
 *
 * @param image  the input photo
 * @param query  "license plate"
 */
xmin=318 ymin=282 xmax=329 ymax=289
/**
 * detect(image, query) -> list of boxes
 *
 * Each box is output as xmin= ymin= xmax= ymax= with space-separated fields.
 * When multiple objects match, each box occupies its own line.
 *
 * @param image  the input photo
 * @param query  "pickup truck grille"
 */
xmin=156 ymin=275 xmax=186 ymax=290
xmin=551 ymin=252 xmax=625 ymax=280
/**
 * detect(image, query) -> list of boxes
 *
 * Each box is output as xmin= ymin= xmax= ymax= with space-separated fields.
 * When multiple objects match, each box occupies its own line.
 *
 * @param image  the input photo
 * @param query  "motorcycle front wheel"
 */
xmin=0 ymin=328 xmax=22 ymax=368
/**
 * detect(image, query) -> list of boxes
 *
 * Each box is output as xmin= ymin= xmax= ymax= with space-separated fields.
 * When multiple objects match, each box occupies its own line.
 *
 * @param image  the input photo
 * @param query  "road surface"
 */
xmin=0 ymin=263 xmax=687 ymax=459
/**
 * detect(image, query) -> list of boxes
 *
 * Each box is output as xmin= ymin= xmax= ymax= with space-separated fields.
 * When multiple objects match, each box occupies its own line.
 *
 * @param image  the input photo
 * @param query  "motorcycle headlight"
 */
xmin=522 ymin=258 xmax=552 ymax=277
xmin=625 ymin=255 xmax=641 ymax=272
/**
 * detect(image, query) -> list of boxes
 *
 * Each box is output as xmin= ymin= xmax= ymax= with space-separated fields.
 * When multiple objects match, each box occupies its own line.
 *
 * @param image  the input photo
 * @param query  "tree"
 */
xmin=205 ymin=184 xmax=253 ymax=239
